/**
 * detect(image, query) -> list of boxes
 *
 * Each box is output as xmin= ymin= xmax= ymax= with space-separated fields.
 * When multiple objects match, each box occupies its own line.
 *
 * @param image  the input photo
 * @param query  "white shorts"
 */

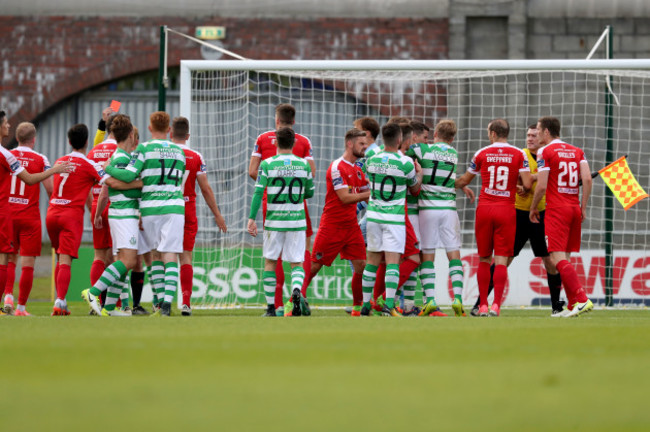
xmin=142 ymin=213 xmax=184 ymax=254
xmin=419 ymin=209 xmax=461 ymax=253
xmin=366 ymin=221 xmax=405 ymax=254
xmin=109 ymin=218 xmax=139 ymax=254
xmin=408 ymin=212 xmax=421 ymax=243
xmin=263 ymin=230 xmax=306 ymax=263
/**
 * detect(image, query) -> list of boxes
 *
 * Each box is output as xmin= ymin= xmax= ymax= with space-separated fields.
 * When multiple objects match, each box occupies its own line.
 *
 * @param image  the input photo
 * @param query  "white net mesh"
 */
xmin=182 ymin=62 xmax=650 ymax=309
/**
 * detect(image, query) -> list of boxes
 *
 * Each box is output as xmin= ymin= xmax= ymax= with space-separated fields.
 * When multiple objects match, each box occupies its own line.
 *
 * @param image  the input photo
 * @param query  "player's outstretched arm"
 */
xmin=197 ymin=174 xmax=227 ymax=233
xmin=529 ymin=170 xmax=548 ymax=223
xmin=454 ymin=171 xmax=475 ymax=189
xmin=17 ymin=161 xmax=71 ymax=185
xmin=579 ymin=161 xmax=593 ymax=221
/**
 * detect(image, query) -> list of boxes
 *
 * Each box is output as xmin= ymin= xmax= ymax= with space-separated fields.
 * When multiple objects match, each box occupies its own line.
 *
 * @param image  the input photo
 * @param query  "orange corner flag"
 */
xmin=599 ymin=156 xmax=648 ymax=210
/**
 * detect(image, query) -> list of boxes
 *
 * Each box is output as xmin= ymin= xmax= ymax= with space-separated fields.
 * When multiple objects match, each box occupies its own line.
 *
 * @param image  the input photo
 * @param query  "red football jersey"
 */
xmin=252 ymin=130 xmax=313 ymax=161
xmin=9 ymin=146 xmax=51 ymax=219
xmin=0 ymin=146 xmax=25 ymax=216
xmin=468 ymin=142 xmax=529 ymax=206
xmin=178 ymin=143 xmax=207 ymax=204
xmin=48 ymin=152 xmax=108 ymax=215
xmin=87 ymin=139 xmax=117 ymax=202
xmin=537 ymin=139 xmax=588 ymax=208
xmin=320 ymin=157 xmax=368 ymax=226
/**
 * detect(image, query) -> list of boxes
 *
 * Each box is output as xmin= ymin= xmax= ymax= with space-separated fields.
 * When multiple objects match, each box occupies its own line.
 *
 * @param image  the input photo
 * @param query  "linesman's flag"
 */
xmin=599 ymin=156 xmax=648 ymax=210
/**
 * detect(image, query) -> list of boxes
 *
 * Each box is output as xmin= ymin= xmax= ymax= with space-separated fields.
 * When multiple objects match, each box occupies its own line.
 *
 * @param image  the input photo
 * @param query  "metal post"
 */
xmin=604 ymin=26 xmax=614 ymax=307
xmin=158 ymin=25 xmax=168 ymax=112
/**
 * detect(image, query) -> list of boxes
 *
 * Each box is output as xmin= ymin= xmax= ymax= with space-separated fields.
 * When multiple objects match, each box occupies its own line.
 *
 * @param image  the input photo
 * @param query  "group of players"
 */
xmin=0 ymin=109 xmax=226 ymax=317
xmin=0 ymin=102 xmax=595 ymax=318
xmin=248 ymin=104 xmax=595 ymax=318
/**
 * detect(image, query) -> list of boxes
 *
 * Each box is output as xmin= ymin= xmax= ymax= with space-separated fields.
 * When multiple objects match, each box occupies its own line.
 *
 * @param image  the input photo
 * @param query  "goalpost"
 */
xmin=179 ymin=59 xmax=650 ymax=309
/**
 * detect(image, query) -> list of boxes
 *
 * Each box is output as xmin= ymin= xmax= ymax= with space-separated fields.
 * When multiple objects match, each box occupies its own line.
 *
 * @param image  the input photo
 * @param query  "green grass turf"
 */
xmin=2 ymin=303 xmax=649 ymax=432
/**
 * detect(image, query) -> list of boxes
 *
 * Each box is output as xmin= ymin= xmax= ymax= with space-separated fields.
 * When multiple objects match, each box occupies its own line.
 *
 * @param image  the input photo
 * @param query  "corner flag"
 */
xmin=599 ymin=156 xmax=648 ymax=210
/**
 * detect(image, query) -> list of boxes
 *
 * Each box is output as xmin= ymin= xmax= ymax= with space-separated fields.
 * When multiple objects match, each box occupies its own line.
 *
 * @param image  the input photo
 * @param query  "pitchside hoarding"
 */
xmin=69 ymin=247 xmax=649 ymax=307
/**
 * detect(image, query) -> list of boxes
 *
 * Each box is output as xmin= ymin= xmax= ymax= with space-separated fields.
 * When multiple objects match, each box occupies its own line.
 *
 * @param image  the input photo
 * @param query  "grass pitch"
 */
xmin=2 ymin=303 xmax=649 ymax=432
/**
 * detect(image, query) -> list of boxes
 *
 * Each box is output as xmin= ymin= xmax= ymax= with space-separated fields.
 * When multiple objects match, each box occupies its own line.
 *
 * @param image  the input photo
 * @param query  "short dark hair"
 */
xmin=354 ymin=117 xmax=380 ymax=140
xmin=172 ymin=116 xmax=190 ymax=139
xmin=275 ymin=104 xmax=296 ymax=125
xmin=0 ymin=111 xmax=6 ymax=126
xmin=381 ymin=123 xmax=402 ymax=148
xmin=110 ymin=114 xmax=133 ymax=143
xmin=411 ymin=121 xmax=430 ymax=135
xmin=345 ymin=128 xmax=366 ymax=143
xmin=68 ymin=124 xmax=89 ymax=150
xmin=399 ymin=123 xmax=413 ymax=139
xmin=537 ymin=116 xmax=561 ymax=137
xmin=276 ymin=127 xmax=295 ymax=149
xmin=528 ymin=123 xmax=537 ymax=130
xmin=488 ymin=118 xmax=510 ymax=139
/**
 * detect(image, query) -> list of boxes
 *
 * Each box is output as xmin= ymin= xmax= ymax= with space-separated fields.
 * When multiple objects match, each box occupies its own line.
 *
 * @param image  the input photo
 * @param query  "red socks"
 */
xmin=556 ymin=260 xmax=588 ymax=305
xmin=351 ymin=272 xmax=363 ymax=306
xmin=56 ymin=264 xmax=71 ymax=300
xmin=180 ymin=264 xmax=193 ymax=306
xmin=492 ymin=264 xmax=508 ymax=307
xmin=4 ymin=261 xmax=15 ymax=296
xmin=398 ymin=259 xmax=419 ymax=288
xmin=373 ymin=264 xmax=387 ymax=300
xmin=90 ymin=259 xmax=105 ymax=286
xmin=17 ymin=266 xmax=34 ymax=306
xmin=0 ymin=265 xmax=7 ymax=300
xmin=274 ymin=258 xmax=285 ymax=308
xmin=477 ymin=261 xmax=491 ymax=307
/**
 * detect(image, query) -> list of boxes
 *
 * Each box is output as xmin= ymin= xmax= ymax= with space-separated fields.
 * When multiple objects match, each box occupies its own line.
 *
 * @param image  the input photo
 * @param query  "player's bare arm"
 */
xmin=197 ymin=174 xmax=227 ymax=232
xmin=43 ymin=176 xmax=54 ymax=198
xmin=308 ymin=159 xmax=316 ymax=180
xmin=17 ymin=160 xmax=71 ymax=185
xmin=247 ymin=219 xmax=257 ymax=237
xmin=248 ymin=155 xmax=261 ymax=181
xmin=335 ymin=186 xmax=370 ymax=205
xmin=454 ymin=171 xmax=475 ymax=189
xmin=105 ymin=177 xmax=143 ymax=190
xmin=579 ymin=160 xmax=593 ymax=221
xmin=462 ymin=186 xmax=476 ymax=203
xmin=529 ymin=170 xmax=548 ymax=223
xmin=94 ymin=185 xmax=109 ymax=230
xmin=520 ymin=170 xmax=533 ymax=192
xmin=408 ymin=159 xmax=424 ymax=195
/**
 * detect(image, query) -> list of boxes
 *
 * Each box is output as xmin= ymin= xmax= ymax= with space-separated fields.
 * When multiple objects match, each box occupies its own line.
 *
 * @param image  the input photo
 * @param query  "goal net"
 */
xmin=179 ymin=59 xmax=650 ymax=309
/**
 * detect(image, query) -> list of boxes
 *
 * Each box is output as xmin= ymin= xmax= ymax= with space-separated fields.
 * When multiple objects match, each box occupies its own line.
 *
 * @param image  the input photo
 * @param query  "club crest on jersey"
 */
xmin=357 ymin=170 xmax=362 ymax=179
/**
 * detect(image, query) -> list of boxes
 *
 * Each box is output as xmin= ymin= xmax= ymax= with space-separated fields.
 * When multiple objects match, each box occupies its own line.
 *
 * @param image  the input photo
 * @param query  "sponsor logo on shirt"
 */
xmin=10 ymin=161 xmax=21 ymax=171
xmin=9 ymin=197 xmax=28 ymax=204
xmin=332 ymin=177 xmax=343 ymax=187
xmin=484 ymin=188 xmax=510 ymax=197
xmin=558 ymin=187 xmax=579 ymax=194
xmin=486 ymin=155 xmax=513 ymax=163
xmin=51 ymin=199 xmax=72 ymax=205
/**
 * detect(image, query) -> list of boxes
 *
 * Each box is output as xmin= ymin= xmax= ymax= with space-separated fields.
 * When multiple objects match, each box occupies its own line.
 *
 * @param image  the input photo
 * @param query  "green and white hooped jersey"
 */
xmin=406 ymin=142 xmax=459 ymax=211
xmin=107 ymin=148 xmax=141 ymax=219
xmin=257 ymin=154 xmax=314 ymax=231
xmin=106 ymin=139 xmax=186 ymax=217
xmin=365 ymin=151 xmax=417 ymax=225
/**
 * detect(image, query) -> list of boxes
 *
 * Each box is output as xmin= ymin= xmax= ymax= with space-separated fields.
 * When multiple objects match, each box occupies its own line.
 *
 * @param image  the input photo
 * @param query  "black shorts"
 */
xmin=513 ymin=209 xmax=549 ymax=258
